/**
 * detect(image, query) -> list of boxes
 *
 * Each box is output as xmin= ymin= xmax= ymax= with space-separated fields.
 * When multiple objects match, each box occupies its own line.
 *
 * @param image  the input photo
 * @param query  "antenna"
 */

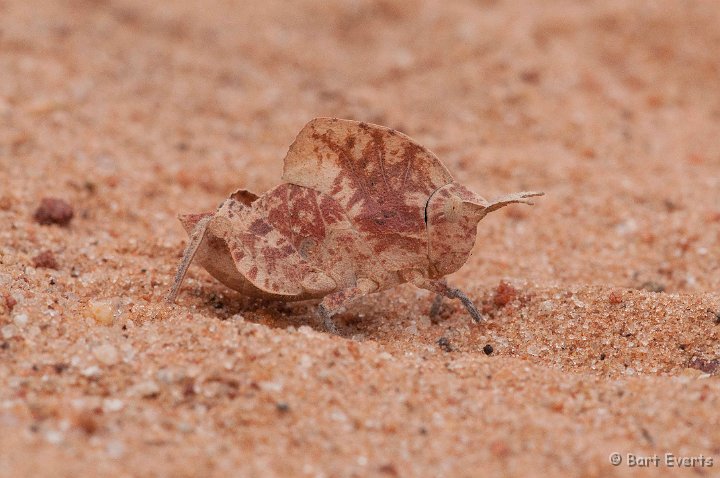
xmin=484 ymin=191 xmax=544 ymax=215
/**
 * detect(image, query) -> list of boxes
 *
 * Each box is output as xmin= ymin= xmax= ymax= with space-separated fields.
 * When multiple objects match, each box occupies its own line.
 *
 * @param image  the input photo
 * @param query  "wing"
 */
xmin=215 ymin=183 xmax=390 ymax=298
xmin=281 ymin=118 xmax=453 ymax=272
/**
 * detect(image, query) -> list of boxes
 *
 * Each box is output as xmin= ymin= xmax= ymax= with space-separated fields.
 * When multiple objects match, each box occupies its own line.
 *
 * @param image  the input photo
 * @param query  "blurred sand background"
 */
xmin=1 ymin=0 xmax=720 ymax=476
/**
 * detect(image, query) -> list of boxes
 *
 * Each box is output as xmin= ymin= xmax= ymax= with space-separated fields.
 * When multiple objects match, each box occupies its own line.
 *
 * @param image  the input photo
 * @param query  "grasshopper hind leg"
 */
xmin=166 ymin=215 xmax=212 ymax=304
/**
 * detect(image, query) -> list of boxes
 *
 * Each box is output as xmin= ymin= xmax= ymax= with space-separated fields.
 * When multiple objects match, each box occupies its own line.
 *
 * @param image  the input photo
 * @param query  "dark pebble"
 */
xmin=4 ymin=293 xmax=17 ymax=312
xmin=437 ymin=337 xmax=452 ymax=353
xmin=53 ymin=363 xmax=68 ymax=374
xmin=33 ymin=197 xmax=74 ymax=226
xmin=32 ymin=250 xmax=59 ymax=269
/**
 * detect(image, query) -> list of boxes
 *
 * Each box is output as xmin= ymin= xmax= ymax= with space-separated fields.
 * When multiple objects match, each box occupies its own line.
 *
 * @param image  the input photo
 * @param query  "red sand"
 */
xmin=1 ymin=1 xmax=719 ymax=476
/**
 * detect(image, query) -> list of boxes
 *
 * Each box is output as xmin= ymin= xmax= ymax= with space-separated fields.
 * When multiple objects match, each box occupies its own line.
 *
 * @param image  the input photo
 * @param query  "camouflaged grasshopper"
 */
xmin=167 ymin=118 xmax=542 ymax=332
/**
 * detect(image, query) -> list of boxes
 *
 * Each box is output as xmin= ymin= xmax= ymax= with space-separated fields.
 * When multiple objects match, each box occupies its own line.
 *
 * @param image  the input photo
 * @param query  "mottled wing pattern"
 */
xmin=263 ymin=184 xmax=381 ymax=289
xmin=282 ymin=118 xmax=454 ymax=272
xmin=221 ymin=184 xmax=360 ymax=297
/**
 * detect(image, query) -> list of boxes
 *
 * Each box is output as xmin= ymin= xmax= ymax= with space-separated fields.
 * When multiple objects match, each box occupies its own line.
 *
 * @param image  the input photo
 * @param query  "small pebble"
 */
xmin=539 ymin=300 xmax=554 ymax=313
xmin=437 ymin=337 xmax=453 ymax=352
xmin=32 ymin=250 xmax=59 ymax=269
xmin=1 ymin=325 xmax=17 ymax=339
xmin=131 ymin=380 xmax=160 ymax=398
xmin=493 ymin=280 xmax=517 ymax=307
xmin=74 ymin=410 xmax=98 ymax=435
xmin=33 ymin=198 xmax=74 ymax=226
xmin=53 ymin=363 xmax=68 ymax=374
xmin=88 ymin=300 xmax=114 ymax=326
xmin=81 ymin=365 xmax=101 ymax=378
xmin=483 ymin=344 xmax=494 ymax=355
xmin=102 ymin=398 xmax=125 ymax=413
xmin=0 ymin=195 xmax=13 ymax=210
xmin=156 ymin=367 xmax=181 ymax=384
xmin=93 ymin=344 xmax=119 ymax=366
xmin=259 ymin=380 xmax=284 ymax=392
xmin=44 ymin=430 xmax=64 ymax=445
xmin=608 ymin=291 xmax=623 ymax=304
xmin=405 ymin=322 xmax=418 ymax=335
xmin=13 ymin=314 xmax=28 ymax=327
xmin=4 ymin=293 xmax=17 ymax=312
xmin=177 ymin=422 xmax=194 ymax=433
xmin=106 ymin=440 xmax=125 ymax=458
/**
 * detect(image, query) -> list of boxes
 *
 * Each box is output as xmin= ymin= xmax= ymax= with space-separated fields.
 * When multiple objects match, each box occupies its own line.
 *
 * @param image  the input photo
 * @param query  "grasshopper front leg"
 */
xmin=403 ymin=271 xmax=483 ymax=323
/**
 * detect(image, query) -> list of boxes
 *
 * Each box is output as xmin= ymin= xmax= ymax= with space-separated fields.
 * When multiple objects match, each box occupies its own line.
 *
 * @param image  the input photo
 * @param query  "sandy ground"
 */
xmin=2 ymin=1 xmax=720 ymax=476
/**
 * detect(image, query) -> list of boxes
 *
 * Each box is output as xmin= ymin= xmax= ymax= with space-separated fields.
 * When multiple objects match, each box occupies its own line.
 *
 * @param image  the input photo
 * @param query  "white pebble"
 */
xmin=12 ymin=314 xmax=28 ymax=327
xmin=540 ymin=300 xmax=554 ymax=312
xmin=159 ymin=367 xmax=189 ymax=383
xmin=119 ymin=343 xmax=135 ymax=361
xmin=177 ymin=421 xmax=194 ymax=433
xmin=130 ymin=380 xmax=160 ymax=398
xmin=298 ymin=325 xmax=318 ymax=336
xmin=298 ymin=354 xmax=313 ymax=369
xmin=330 ymin=409 xmax=348 ymax=422
xmin=102 ymin=398 xmax=124 ymax=413
xmin=259 ymin=380 xmax=284 ymax=392
xmin=81 ymin=366 xmax=101 ymax=378
xmin=106 ymin=440 xmax=125 ymax=458
xmin=45 ymin=430 xmax=63 ymax=444
xmin=10 ymin=291 xmax=24 ymax=304
xmin=93 ymin=344 xmax=119 ymax=366
xmin=88 ymin=299 xmax=114 ymax=326
xmin=1 ymin=325 xmax=16 ymax=339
